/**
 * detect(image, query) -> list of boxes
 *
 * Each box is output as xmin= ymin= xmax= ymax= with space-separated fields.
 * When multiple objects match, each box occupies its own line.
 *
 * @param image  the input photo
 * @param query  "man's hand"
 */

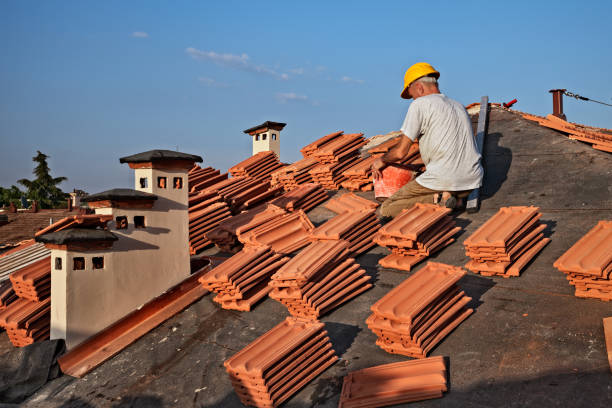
xmin=371 ymin=157 xmax=385 ymax=180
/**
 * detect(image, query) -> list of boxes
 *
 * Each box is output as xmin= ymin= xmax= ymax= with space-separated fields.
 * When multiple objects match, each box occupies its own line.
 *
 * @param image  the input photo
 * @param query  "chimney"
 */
xmin=549 ymin=89 xmax=566 ymax=120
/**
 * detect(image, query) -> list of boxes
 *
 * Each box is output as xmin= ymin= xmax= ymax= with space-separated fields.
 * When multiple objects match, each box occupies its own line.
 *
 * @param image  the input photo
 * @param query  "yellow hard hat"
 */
xmin=401 ymin=62 xmax=440 ymax=99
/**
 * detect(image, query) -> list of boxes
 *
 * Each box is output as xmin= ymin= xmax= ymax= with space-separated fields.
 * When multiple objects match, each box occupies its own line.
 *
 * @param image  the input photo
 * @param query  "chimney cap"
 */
xmin=243 ymin=121 xmax=286 ymax=135
xmin=119 ymin=149 xmax=202 ymax=164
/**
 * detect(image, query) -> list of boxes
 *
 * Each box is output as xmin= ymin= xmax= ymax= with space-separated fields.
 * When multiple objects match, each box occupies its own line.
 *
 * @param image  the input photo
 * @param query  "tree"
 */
xmin=0 ymin=185 xmax=25 ymax=207
xmin=17 ymin=151 xmax=68 ymax=209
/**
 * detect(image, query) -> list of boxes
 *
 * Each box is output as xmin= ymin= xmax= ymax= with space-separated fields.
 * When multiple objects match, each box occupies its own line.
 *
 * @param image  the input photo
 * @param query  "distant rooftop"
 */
xmin=119 ymin=150 xmax=203 ymax=164
xmin=82 ymin=189 xmax=157 ymax=203
xmin=243 ymin=121 xmax=287 ymax=135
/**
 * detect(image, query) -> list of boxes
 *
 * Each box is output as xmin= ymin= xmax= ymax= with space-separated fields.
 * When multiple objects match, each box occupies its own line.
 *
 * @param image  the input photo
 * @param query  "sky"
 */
xmin=1 ymin=1 xmax=611 ymax=193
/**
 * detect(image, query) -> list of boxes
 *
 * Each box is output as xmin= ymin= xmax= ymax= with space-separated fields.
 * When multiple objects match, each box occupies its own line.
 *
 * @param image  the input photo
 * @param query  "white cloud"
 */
xmin=289 ymin=68 xmax=304 ymax=75
xmin=197 ymin=77 xmax=229 ymax=87
xmin=186 ymin=47 xmax=289 ymax=80
xmin=132 ymin=31 xmax=149 ymax=38
xmin=276 ymin=92 xmax=318 ymax=106
xmin=341 ymin=76 xmax=365 ymax=84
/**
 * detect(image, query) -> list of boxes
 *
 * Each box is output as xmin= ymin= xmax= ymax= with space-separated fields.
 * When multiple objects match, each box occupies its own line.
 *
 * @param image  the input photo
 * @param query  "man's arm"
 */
xmin=371 ymin=134 xmax=413 ymax=180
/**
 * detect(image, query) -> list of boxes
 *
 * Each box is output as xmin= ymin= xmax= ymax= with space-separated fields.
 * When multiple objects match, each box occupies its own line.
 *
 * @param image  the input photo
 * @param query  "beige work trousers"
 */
xmin=378 ymin=179 xmax=472 ymax=218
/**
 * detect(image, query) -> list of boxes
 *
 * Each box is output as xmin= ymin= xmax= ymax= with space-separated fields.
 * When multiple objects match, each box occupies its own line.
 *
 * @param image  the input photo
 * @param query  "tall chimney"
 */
xmin=549 ymin=89 xmax=566 ymax=120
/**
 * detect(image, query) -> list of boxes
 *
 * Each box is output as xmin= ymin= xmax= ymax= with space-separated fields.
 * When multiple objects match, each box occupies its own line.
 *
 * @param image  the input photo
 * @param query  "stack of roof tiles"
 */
xmin=309 ymin=132 xmax=366 ymax=163
xmin=0 ymin=281 xmax=17 ymax=309
xmin=188 ymin=164 xmax=228 ymax=192
xmin=224 ymin=316 xmax=337 ymax=407
xmin=554 ymin=220 xmax=612 ymax=301
xmin=199 ymin=246 xmax=289 ymax=311
xmin=9 ymin=256 xmax=51 ymax=301
xmin=324 ymin=192 xmax=379 ymax=214
xmin=206 ymin=205 xmax=287 ymax=253
xmin=309 ymin=155 xmax=360 ymax=190
xmin=268 ymin=183 xmax=328 ymax=213
xmin=366 ymin=262 xmax=472 ymax=358
xmin=341 ymin=139 xmax=423 ymax=192
xmin=464 ymin=206 xmax=551 ymax=278
xmin=189 ymin=192 xmax=233 ymax=254
xmin=229 ymin=151 xmax=286 ymax=181
xmin=0 ymin=249 xmax=52 ymax=347
xmin=0 ymin=297 xmax=50 ymax=347
xmin=339 ymin=356 xmax=448 ymax=407
xmin=300 ymin=131 xmax=344 ymax=158
xmin=375 ymin=204 xmax=460 ymax=272
xmin=237 ymin=210 xmax=314 ymax=255
xmin=270 ymin=157 xmax=318 ymax=191
xmin=522 ymin=112 xmax=612 ymax=153
xmin=269 ymin=240 xmax=372 ymax=319
xmin=309 ymin=209 xmax=380 ymax=256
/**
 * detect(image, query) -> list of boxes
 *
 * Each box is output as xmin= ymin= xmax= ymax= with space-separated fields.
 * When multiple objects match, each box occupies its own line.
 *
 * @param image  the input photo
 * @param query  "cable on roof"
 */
xmin=563 ymin=90 xmax=612 ymax=108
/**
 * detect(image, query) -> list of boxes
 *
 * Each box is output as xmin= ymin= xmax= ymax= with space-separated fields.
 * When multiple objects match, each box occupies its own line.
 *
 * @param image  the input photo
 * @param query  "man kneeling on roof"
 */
xmin=372 ymin=62 xmax=483 ymax=218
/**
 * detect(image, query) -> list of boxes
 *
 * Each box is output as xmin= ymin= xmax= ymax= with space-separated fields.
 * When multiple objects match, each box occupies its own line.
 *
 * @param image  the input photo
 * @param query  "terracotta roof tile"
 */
xmin=200 ymin=246 xmax=289 ymax=311
xmin=367 ymin=262 xmax=472 ymax=358
xmin=310 ymin=210 xmax=380 ymax=256
xmin=268 ymin=183 xmax=328 ymax=213
xmin=229 ymin=151 xmax=286 ymax=181
xmin=9 ymin=256 xmax=51 ymax=302
xmin=554 ymin=220 xmax=612 ymax=301
xmin=206 ymin=205 xmax=286 ymax=253
xmin=238 ymin=210 xmax=314 ymax=254
xmin=0 ymin=297 xmax=50 ymax=347
xmin=300 ymin=131 xmax=344 ymax=158
xmin=224 ymin=316 xmax=337 ymax=406
xmin=463 ymin=206 xmax=550 ymax=278
xmin=338 ymin=356 xmax=447 ymax=407
xmin=375 ymin=204 xmax=458 ymax=271
xmin=324 ymin=192 xmax=379 ymax=214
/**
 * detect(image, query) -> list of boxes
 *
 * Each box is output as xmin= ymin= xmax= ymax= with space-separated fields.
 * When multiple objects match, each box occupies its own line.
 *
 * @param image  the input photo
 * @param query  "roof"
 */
xmin=0 ymin=209 xmax=82 ymax=246
xmin=35 ymin=229 xmax=118 ymax=245
xmin=119 ymin=150 xmax=203 ymax=164
xmin=82 ymin=189 xmax=158 ymax=203
xmin=0 ymin=242 xmax=50 ymax=282
xmin=243 ymin=121 xmax=287 ymax=135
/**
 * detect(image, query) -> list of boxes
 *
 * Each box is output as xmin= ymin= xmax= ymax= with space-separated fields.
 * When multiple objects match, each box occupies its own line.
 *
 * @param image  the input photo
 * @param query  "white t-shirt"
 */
xmin=400 ymin=93 xmax=483 ymax=191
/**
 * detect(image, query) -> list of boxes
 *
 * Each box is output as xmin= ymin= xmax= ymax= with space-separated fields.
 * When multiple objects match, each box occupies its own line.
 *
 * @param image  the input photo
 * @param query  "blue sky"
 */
xmin=1 ymin=1 xmax=611 ymax=193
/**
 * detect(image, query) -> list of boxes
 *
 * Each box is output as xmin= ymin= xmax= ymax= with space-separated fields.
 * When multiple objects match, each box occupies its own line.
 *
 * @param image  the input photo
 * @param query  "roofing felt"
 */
xmin=118 ymin=149 xmax=203 ymax=164
xmin=35 ymin=229 xmax=118 ymax=245
xmin=81 ymin=189 xmax=158 ymax=202
xmin=242 ymin=121 xmax=287 ymax=134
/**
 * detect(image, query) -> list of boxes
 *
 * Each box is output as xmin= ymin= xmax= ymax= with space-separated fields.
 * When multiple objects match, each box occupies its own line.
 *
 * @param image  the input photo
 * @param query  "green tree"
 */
xmin=0 ymin=185 xmax=25 ymax=207
xmin=17 ymin=151 xmax=68 ymax=209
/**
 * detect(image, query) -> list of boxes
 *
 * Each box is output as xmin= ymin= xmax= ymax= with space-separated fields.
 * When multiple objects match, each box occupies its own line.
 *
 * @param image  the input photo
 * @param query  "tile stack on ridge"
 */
xmin=300 ymin=130 xmax=344 ymax=158
xmin=367 ymin=262 xmax=472 ymax=358
xmin=0 ymin=297 xmax=50 ymax=347
xmin=224 ymin=316 xmax=337 ymax=407
xmin=200 ymin=245 xmax=289 ymax=311
xmin=309 ymin=155 xmax=360 ymax=190
xmin=269 ymin=240 xmax=372 ymax=319
xmin=237 ymin=210 xmax=314 ymax=255
xmin=339 ymin=356 xmax=448 ymax=407
xmin=310 ymin=133 xmax=366 ymax=164
xmin=554 ymin=220 xmax=612 ymax=301
xmin=189 ymin=192 xmax=233 ymax=254
xmin=207 ymin=205 xmax=287 ymax=253
xmin=268 ymin=183 xmax=328 ymax=213
xmin=522 ymin=111 xmax=612 ymax=153
xmin=270 ymin=157 xmax=319 ymax=191
xmin=464 ymin=206 xmax=550 ymax=277
xmin=309 ymin=209 xmax=380 ymax=256
xmin=188 ymin=164 xmax=227 ymax=192
xmin=375 ymin=204 xmax=460 ymax=272
xmin=229 ymin=151 xmax=286 ymax=181
xmin=324 ymin=192 xmax=379 ymax=214
xmin=9 ymin=256 xmax=51 ymax=301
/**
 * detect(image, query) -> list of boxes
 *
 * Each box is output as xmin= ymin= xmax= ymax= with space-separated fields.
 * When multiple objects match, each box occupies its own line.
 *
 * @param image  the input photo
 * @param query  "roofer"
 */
xmin=372 ymin=62 xmax=483 ymax=218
